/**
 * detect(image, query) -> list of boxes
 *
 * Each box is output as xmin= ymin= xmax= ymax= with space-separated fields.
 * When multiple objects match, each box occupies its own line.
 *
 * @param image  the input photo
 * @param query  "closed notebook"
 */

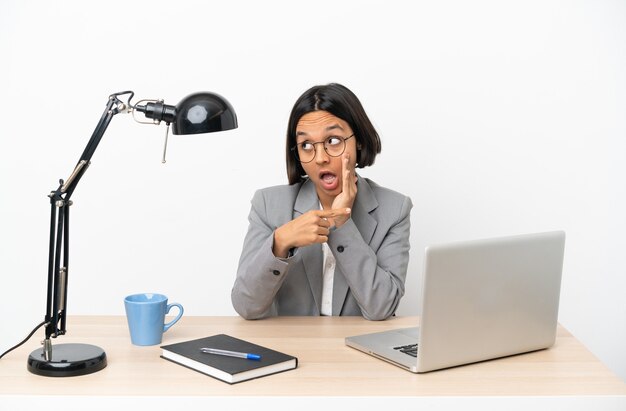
xmin=160 ymin=334 xmax=298 ymax=384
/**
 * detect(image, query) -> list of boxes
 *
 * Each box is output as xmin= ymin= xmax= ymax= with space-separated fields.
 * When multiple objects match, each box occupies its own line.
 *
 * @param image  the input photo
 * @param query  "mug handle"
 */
xmin=163 ymin=303 xmax=184 ymax=332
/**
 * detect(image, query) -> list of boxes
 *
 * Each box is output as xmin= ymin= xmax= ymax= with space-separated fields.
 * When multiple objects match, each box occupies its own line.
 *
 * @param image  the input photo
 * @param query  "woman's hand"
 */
xmin=273 ymin=208 xmax=351 ymax=258
xmin=330 ymin=153 xmax=358 ymax=227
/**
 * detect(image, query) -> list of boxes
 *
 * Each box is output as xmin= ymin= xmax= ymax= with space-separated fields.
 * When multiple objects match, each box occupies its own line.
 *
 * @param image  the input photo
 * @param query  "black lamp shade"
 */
xmin=172 ymin=92 xmax=238 ymax=135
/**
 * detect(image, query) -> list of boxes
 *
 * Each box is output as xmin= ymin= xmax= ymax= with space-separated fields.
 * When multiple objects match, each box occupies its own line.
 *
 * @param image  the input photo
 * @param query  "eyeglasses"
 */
xmin=291 ymin=134 xmax=355 ymax=163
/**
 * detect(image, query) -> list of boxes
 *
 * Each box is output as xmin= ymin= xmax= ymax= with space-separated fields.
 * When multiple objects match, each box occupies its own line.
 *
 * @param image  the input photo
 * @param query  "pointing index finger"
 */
xmin=317 ymin=208 xmax=351 ymax=219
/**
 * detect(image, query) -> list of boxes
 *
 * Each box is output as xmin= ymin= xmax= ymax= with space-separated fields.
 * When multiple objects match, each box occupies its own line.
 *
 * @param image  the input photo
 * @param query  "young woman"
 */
xmin=231 ymin=83 xmax=412 ymax=320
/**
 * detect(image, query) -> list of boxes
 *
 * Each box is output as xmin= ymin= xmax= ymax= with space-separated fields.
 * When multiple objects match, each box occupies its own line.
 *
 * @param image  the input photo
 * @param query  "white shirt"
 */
xmin=321 ymin=241 xmax=336 ymax=316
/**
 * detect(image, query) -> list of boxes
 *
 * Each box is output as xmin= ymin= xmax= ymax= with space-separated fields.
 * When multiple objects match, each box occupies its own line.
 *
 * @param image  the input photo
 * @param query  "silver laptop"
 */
xmin=345 ymin=231 xmax=565 ymax=373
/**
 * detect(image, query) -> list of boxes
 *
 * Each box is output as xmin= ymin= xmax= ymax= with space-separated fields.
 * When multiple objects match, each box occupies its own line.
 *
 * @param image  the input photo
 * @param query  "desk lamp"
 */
xmin=25 ymin=90 xmax=238 ymax=377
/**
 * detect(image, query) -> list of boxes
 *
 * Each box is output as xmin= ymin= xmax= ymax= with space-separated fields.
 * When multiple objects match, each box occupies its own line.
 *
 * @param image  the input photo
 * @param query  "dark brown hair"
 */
xmin=286 ymin=83 xmax=381 ymax=185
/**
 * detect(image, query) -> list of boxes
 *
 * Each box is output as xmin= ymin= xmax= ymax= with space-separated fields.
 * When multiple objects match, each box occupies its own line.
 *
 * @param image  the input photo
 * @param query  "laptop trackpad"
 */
xmin=396 ymin=327 xmax=420 ymax=339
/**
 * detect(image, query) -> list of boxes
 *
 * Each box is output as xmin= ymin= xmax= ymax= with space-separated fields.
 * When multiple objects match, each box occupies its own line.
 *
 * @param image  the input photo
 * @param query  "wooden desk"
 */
xmin=1 ymin=316 xmax=625 ymax=398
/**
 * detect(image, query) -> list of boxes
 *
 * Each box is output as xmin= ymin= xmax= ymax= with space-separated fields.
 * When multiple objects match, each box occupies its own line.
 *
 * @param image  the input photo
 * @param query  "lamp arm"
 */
xmin=62 ymin=91 xmax=133 ymax=199
xmin=43 ymin=91 xmax=133 ymax=344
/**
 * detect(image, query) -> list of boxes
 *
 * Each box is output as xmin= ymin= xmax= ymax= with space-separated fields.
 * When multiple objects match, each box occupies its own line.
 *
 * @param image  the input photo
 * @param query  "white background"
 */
xmin=1 ymin=0 xmax=624 ymax=383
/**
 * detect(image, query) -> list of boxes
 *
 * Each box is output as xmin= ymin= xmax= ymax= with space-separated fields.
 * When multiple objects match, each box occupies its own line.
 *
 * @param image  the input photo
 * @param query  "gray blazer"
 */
xmin=231 ymin=175 xmax=412 ymax=320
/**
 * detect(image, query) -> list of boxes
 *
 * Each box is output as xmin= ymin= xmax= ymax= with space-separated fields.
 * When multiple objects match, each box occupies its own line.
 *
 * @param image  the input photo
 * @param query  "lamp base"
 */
xmin=27 ymin=343 xmax=107 ymax=377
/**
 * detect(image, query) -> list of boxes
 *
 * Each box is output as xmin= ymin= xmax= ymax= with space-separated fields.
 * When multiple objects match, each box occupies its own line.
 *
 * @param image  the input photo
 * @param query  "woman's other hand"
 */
xmin=273 ymin=208 xmax=351 ymax=258
xmin=330 ymin=153 xmax=357 ymax=227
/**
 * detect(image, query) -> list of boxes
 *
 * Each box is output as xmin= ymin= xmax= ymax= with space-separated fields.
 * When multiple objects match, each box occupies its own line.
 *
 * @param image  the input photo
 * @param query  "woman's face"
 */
xmin=295 ymin=110 xmax=358 ymax=203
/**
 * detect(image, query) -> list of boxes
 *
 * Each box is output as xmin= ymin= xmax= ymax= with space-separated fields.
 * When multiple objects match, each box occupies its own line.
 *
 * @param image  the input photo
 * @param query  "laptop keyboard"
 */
xmin=394 ymin=343 xmax=418 ymax=357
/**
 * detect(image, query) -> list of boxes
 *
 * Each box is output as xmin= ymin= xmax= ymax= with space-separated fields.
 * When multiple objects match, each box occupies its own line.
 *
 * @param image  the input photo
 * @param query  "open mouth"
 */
xmin=319 ymin=171 xmax=338 ymax=190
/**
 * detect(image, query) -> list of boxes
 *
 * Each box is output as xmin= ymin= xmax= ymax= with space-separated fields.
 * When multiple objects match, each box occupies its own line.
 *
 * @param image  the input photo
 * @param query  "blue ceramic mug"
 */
xmin=124 ymin=293 xmax=184 ymax=346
